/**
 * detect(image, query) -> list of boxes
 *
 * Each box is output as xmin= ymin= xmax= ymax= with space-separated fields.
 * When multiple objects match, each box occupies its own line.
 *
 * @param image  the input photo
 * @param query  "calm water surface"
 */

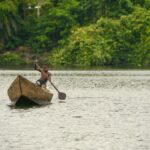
xmin=0 ymin=70 xmax=150 ymax=150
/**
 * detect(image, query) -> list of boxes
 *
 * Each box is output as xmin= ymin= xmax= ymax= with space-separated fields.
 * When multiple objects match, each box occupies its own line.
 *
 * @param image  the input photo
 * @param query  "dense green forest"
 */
xmin=0 ymin=0 xmax=150 ymax=68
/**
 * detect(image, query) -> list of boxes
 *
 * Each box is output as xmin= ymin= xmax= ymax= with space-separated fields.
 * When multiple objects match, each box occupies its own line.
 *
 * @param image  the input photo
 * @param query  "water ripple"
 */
xmin=0 ymin=70 xmax=150 ymax=150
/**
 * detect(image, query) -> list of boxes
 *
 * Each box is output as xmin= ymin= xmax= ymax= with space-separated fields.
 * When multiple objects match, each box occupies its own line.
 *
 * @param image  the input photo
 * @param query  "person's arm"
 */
xmin=34 ymin=63 xmax=42 ymax=72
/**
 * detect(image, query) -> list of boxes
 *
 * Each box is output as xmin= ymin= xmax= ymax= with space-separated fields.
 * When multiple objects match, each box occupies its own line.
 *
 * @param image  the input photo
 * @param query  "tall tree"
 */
xmin=0 ymin=0 xmax=18 ymax=43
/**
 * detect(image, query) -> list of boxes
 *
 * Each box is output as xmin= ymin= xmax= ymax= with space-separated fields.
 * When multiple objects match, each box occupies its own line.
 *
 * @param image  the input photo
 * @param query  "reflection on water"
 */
xmin=0 ymin=70 xmax=150 ymax=150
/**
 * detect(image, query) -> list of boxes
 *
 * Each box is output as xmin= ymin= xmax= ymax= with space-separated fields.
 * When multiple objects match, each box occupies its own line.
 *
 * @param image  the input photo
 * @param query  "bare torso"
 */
xmin=35 ymin=63 xmax=51 ymax=88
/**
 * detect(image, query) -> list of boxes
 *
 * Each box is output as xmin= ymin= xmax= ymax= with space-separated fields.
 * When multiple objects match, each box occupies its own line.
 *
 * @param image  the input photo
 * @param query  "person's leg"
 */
xmin=36 ymin=80 xmax=41 ymax=86
xmin=42 ymin=84 xmax=46 ymax=89
xmin=42 ymin=84 xmax=50 ymax=92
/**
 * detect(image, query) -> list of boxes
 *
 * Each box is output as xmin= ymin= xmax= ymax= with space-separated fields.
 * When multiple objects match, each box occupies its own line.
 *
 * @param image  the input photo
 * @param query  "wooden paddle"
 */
xmin=50 ymin=81 xmax=66 ymax=100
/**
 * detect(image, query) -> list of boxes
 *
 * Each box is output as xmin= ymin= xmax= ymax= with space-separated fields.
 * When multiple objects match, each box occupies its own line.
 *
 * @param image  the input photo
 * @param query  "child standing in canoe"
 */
xmin=34 ymin=63 xmax=52 ymax=89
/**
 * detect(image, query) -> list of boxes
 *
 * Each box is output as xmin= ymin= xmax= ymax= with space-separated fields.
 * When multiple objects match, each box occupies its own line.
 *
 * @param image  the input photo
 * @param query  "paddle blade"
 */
xmin=58 ymin=92 xmax=66 ymax=100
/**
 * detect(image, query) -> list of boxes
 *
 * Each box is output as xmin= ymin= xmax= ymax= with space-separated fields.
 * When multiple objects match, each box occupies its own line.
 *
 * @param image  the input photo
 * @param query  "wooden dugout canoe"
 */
xmin=7 ymin=75 xmax=53 ymax=106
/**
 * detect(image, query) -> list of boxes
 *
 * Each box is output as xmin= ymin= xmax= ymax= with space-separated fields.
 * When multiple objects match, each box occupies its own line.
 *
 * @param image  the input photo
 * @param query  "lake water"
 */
xmin=0 ymin=70 xmax=150 ymax=150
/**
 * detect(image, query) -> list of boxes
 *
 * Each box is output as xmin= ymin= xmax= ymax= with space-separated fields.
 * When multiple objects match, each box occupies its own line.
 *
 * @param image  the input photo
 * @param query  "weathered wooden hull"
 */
xmin=7 ymin=75 xmax=53 ymax=106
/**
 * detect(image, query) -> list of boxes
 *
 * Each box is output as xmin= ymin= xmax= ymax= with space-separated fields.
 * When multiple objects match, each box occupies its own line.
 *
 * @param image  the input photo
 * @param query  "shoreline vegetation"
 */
xmin=0 ymin=1 xmax=150 ymax=69
xmin=0 ymin=49 xmax=150 ymax=70
xmin=0 ymin=53 xmax=149 ymax=71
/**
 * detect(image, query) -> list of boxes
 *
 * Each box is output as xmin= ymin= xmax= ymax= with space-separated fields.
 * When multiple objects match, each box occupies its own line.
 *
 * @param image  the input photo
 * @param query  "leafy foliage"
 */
xmin=0 ymin=0 xmax=18 ymax=42
xmin=0 ymin=52 xmax=25 ymax=66
xmin=0 ymin=0 xmax=150 ymax=68
xmin=50 ymin=7 xmax=150 ymax=67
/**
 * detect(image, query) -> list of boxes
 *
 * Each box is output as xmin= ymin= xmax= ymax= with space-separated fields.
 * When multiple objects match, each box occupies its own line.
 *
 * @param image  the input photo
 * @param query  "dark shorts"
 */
xmin=36 ymin=79 xmax=47 ymax=87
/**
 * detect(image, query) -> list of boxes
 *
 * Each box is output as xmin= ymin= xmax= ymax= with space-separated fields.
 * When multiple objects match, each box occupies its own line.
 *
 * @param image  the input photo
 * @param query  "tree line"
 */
xmin=0 ymin=0 xmax=150 ymax=67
